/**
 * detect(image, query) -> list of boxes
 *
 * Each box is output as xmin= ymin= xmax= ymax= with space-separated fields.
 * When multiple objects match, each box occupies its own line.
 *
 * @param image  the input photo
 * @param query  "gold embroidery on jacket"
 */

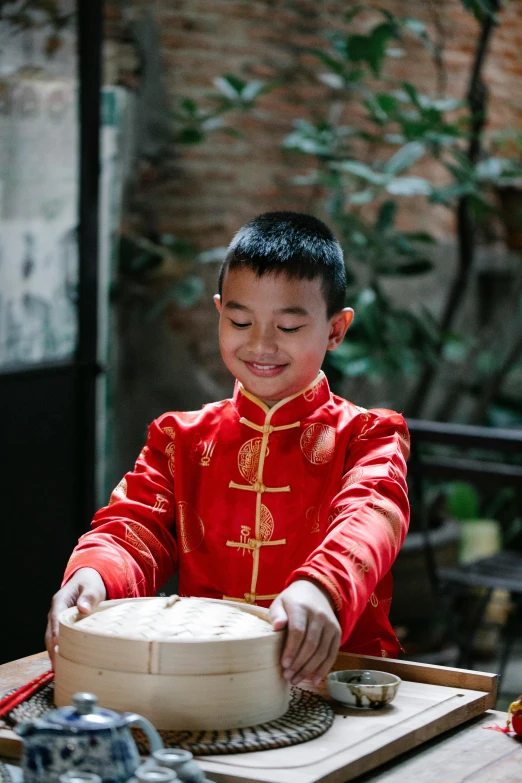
xmin=125 ymin=523 xmax=159 ymax=569
xmin=327 ymin=505 xmax=344 ymax=531
xmin=303 ymin=376 xmax=324 ymax=402
xmin=190 ymin=434 xmax=216 ymax=466
xmin=108 ymin=477 xmax=127 ymax=505
xmin=369 ymin=592 xmax=379 ymax=607
xmin=238 ymin=437 xmax=265 ymax=483
xmin=344 ymin=541 xmax=372 ymax=580
xmin=372 ymin=501 xmax=402 ymax=548
xmin=303 ymin=570 xmax=343 ymax=611
xmin=236 ymin=506 xmax=274 ymax=557
xmin=239 ymin=524 xmax=252 ymax=555
xmin=398 ymin=428 xmax=410 ymax=459
xmin=300 ymin=423 xmax=336 ymax=464
xmin=342 ymin=465 xmax=364 ymax=489
xmin=355 ymin=412 xmax=372 ymax=440
xmin=177 ymin=501 xmax=205 ymax=553
xmin=118 ymin=557 xmax=144 ymax=597
xmin=227 ymin=389 xmax=310 ymax=601
xmin=260 ymin=504 xmax=275 ymax=541
xmin=162 ymin=427 xmax=176 ymax=476
xmin=306 ymin=505 xmax=321 ymax=534
xmin=153 ymin=494 xmax=169 ymax=513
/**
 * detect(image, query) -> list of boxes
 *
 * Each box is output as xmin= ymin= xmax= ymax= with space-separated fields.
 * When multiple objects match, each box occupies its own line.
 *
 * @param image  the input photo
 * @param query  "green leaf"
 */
xmin=308 ymin=48 xmax=346 ymax=76
xmin=180 ymin=98 xmax=198 ymax=116
xmin=445 ymin=481 xmax=480 ymax=521
xmin=402 ymin=18 xmax=428 ymax=37
xmin=386 ymin=176 xmax=432 ymax=196
xmin=317 ymin=73 xmax=345 ymax=89
xmin=176 ymin=128 xmax=205 ymax=145
xmin=384 ymin=141 xmax=426 ymax=175
xmin=429 ymin=182 xmax=473 ymax=204
xmin=214 ymin=74 xmax=246 ymax=97
xmin=172 ymin=276 xmax=205 ymax=308
xmin=460 ymin=0 xmax=499 ymax=23
xmin=391 ymin=259 xmax=434 ymax=276
xmin=442 ymin=334 xmax=469 ymax=363
xmin=403 ymin=231 xmax=437 ymax=244
xmin=399 ymin=81 xmax=423 ymax=110
xmin=357 ymin=287 xmax=377 ymax=307
xmin=345 ymin=189 xmax=375 ymax=205
xmin=148 ymin=276 xmax=205 ymax=319
xmin=376 ymin=200 xmax=397 ymax=232
xmin=335 ymin=160 xmax=386 ymax=185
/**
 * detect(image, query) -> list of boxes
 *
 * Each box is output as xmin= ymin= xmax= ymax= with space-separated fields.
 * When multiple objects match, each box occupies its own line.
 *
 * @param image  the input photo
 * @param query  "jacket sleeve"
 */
xmin=285 ymin=409 xmax=410 ymax=645
xmin=62 ymin=415 xmax=178 ymax=598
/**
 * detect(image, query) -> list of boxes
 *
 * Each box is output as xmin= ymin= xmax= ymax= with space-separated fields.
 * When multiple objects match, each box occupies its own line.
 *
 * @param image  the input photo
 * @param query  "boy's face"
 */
xmin=214 ymin=267 xmax=353 ymax=406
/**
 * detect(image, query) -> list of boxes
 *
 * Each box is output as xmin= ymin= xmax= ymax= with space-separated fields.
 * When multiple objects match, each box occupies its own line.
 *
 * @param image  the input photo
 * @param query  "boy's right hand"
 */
xmin=45 ymin=568 xmax=107 ymax=668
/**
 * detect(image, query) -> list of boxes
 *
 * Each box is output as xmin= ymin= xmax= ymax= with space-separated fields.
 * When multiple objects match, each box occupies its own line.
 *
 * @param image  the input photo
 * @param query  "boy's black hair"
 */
xmin=218 ymin=211 xmax=346 ymax=317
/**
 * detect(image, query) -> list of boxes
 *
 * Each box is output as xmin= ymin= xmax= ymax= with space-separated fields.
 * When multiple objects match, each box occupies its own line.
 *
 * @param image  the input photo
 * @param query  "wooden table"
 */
xmin=1 ymin=653 xmax=521 ymax=783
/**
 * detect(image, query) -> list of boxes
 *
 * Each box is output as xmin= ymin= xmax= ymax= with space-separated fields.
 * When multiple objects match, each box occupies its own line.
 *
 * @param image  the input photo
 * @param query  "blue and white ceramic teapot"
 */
xmin=15 ymin=691 xmax=163 ymax=783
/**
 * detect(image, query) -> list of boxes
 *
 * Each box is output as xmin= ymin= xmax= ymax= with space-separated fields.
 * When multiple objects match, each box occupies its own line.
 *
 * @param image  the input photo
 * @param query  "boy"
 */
xmin=46 ymin=211 xmax=409 ymax=687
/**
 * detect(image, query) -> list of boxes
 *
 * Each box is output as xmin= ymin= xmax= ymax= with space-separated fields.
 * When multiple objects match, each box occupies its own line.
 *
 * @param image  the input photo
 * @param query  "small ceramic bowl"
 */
xmin=327 ymin=669 xmax=401 ymax=709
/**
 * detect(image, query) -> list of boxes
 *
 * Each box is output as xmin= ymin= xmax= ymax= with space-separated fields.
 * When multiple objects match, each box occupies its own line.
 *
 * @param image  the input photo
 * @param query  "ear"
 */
xmin=327 ymin=308 xmax=354 ymax=351
xmin=213 ymin=294 xmax=222 ymax=313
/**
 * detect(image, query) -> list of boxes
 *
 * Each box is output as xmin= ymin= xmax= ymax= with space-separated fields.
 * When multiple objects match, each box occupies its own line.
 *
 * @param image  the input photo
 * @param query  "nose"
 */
xmin=247 ymin=322 xmax=278 ymax=356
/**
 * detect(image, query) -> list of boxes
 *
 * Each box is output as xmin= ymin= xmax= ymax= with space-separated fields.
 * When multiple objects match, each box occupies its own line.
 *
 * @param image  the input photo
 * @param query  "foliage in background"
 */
xmin=279 ymin=2 xmax=522 ymax=423
xmin=118 ymin=74 xmax=272 ymax=312
xmin=121 ymin=1 xmax=522 ymax=426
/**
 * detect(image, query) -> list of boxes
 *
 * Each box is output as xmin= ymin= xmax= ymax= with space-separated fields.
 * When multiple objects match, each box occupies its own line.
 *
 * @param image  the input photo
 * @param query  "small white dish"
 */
xmin=327 ymin=669 xmax=401 ymax=709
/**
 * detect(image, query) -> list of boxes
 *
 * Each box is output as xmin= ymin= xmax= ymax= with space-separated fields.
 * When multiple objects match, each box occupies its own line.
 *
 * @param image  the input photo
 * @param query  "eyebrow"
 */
xmin=224 ymin=301 xmax=310 ymax=316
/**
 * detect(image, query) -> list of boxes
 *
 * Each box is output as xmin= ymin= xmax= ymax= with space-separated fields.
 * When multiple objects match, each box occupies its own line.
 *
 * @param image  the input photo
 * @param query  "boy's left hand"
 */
xmin=269 ymin=579 xmax=341 ymax=686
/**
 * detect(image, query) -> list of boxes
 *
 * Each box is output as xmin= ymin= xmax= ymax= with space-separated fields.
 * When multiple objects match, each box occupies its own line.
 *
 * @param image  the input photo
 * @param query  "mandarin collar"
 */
xmin=232 ymin=371 xmax=331 ymax=427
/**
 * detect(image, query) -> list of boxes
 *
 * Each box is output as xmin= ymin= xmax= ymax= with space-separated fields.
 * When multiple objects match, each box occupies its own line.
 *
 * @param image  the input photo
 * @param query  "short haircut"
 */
xmin=218 ymin=211 xmax=346 ymax=317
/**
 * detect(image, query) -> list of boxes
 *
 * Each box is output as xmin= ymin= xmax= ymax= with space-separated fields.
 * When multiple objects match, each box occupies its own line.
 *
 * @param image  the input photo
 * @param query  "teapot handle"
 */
xmin=123 ymin=713 xmax=164 ymax=753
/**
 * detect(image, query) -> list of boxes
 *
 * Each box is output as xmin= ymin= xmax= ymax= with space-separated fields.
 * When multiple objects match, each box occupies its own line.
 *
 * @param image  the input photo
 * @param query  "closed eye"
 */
xmin=278 ymin=326 xmax=303 ymax=333
xmin=230 ymin=320 xmax=251 ymax=328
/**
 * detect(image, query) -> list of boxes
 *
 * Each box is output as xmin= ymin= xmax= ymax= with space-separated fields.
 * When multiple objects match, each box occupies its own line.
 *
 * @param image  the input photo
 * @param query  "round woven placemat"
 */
xmin=4 ymin=681 xmax=334 ymax=756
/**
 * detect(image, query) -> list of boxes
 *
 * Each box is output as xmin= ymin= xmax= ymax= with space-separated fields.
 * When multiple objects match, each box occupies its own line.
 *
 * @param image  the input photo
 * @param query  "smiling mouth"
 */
xmin=244 ymin=361 xmax=286 ymax=377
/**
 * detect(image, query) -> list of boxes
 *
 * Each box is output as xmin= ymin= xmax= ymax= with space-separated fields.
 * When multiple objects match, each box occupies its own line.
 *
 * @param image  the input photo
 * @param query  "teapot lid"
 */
xmin=44 ymin=692 xmax=126 ymax=731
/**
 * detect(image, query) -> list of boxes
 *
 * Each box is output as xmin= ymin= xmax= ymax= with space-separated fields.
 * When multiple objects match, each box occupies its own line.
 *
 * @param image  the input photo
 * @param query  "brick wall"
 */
xmin=104 ymin=1 xmax=522 ymax=475
xmin=106 ymin=0 xmax=522 ymax=248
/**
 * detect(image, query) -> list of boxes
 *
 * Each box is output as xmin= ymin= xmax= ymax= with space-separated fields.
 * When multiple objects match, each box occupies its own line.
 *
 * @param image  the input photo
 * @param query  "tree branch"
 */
xmin=405 ymin=2 xmax=500 ymax=418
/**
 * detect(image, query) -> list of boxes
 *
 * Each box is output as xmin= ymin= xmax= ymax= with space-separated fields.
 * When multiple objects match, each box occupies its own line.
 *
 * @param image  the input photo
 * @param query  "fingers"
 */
xmin=46 ymin=591 xmax=71 ymax=668
xmin=76 ymin=587 xmax=101 ymax=615
xmin=283 ymin=610 xmax=341 ymax=685
xmin=268 ymin=596 xmax=288 ymax=631
xmin=44 ymin=569 xmax=106 ymax=669
xmin=280 ymin=601 xmax=308 ymax=675
xmin=295 ymin=629 xmax=340 ymax=686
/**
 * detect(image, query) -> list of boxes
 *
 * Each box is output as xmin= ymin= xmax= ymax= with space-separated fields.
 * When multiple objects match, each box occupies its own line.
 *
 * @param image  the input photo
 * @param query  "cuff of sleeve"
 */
xmin=286 ymin=568 xmax=344 ymax=613
xmin=62 ymin=553 xmax=124 ymax=599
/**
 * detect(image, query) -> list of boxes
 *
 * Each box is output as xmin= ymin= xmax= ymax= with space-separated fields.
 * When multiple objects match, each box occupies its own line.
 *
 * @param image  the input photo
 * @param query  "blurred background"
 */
xmin=1 ymin=0 xmax=521 ymax=706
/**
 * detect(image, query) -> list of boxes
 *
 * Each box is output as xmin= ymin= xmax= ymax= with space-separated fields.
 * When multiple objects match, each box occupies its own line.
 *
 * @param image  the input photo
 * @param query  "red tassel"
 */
xmin=0 ymin=669 xmax=54 ymax=718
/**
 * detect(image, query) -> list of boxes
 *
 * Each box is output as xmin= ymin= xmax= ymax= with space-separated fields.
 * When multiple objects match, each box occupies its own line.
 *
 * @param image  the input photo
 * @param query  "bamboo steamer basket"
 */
xmin=55 ymin=596 xmax=289 ymax=730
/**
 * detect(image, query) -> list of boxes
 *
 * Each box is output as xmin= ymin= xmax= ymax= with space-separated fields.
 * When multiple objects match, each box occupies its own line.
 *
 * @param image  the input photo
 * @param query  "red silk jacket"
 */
xmin=63 ymin=372 xmax=410 ymax=658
